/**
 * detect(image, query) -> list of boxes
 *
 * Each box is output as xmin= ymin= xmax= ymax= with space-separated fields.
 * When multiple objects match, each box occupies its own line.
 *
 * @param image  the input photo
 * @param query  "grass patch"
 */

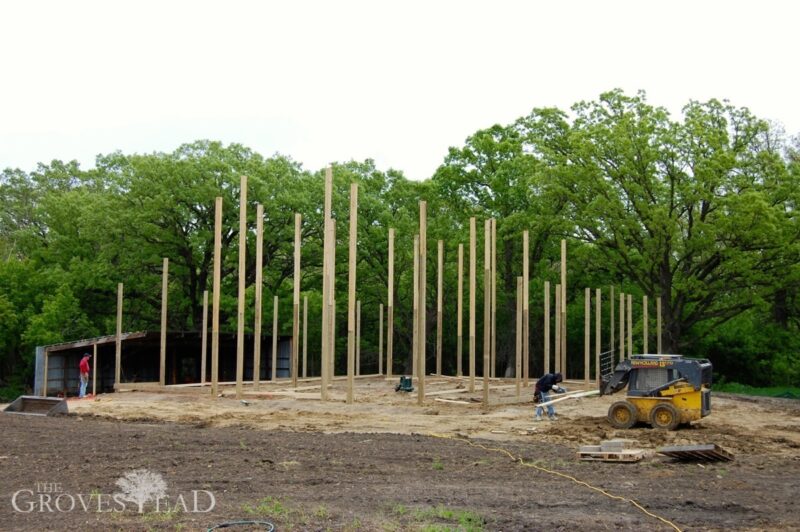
xmin=141 ymin=508 xmax=181 ymax=523
xmin=715 ymin=382 xmax=800 ymax=399
xmin=432 ymin=457 xmax=444 ymax=471
xmin=391 ymin=503 xmax=483 ymax=531
xmin=242 ymin=496 xmax=288 ymax=518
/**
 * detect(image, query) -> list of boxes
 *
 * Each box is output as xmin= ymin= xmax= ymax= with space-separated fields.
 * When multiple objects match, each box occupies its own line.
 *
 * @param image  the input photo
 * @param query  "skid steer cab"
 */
xmin=599 ymin=354 xmax=712 ymax=430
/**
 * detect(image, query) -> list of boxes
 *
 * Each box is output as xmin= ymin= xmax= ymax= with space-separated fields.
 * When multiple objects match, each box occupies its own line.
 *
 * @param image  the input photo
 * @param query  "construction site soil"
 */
xmin=2 ymin=376 xmax=799 ymax=531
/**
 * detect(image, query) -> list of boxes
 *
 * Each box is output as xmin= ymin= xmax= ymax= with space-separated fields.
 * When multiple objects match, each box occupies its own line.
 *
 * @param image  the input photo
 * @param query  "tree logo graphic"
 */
xmin=114 ymin=469 xmax=168 ymax=513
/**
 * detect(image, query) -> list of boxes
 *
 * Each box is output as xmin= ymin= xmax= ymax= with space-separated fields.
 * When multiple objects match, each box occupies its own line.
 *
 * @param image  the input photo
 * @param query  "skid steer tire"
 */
xmin=608 ymin=401 xmax=637 ymax=429
xmin=650 ymin=403 xmax=680 ymax=430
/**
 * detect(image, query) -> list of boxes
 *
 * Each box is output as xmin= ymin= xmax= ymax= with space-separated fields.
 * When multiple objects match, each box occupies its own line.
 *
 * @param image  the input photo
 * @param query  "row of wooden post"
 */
xmin=93 ymin=169 xmax=665 ymax=405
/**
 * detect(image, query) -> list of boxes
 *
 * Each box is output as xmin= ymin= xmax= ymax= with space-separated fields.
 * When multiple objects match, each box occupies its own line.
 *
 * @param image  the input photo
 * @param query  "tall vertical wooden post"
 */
xmin=555 ymin=284 xmax=561 ymax=374
xmin=417 ymin=201 xmax=427 ymax=405
xmin=413 ymin=235 xmax=419 ymax=381
xmin=115 ymin=282 xmax=123 ymax=391
xmin=657 ymin=296 xmax=662 ymax=354
xmin=92 ymin=343 xmax=97 ymax=396
xmin=610 ymin=286 xmax=615 ymax=365
xmin=387 ymin=228 xmax=395 ymax=378
xmin=456 ymin=243 xmax=463 ymax=377
xmin=211 ymin=197 xmax=222 ymax=397
xmin=346 ymin=183 xmax=358 ymax=404
xmin=253 ymin=204 xmax=264 ymax=390
xmin=584 ymin=287 xmax=590 ymax=385
xmin=303 ymin=296 xmax=308 ymax=378
xmin=320 ymin=167 xmax=333 ymax=400
xmin=523 ymin=230 xmax=529 ymax=386
xmin=329 ymin=223 xmax=336 ymax=380
xmin=490 ymin=218 xmax=497 ymax=378
xmin=595 ymin=288 xmax=601 ymax=382
xmin=560 ymin=239 xmax=567 ymax=378
xmin=355 ymin=299 xmax=361 ymax=376
xmin=619 ymin=292 xmax=625 ymax=362
xmin=159 ymin=257 xmax=168 ymax=387
xmin=627 ymin=294 xmax=633 ymax=358
xmin=201 ymin=290 xmax=208 ymax=384
xmin=643 ymin=295 xmax=648 ymax=354
xmin=544 ymin=281 xmax=550 ymax=376
xmin=235 ymin=175 xmax=247 ymax=399
xmin=515 ymin=276 xmax=522 ymax=399
xmin=483 ymin=219 xmax=491 ymax=407
xmin=378 ymin=303 xmax=384 ymax=375
xmin=272 ymin=296 xmax=279 ymax=380
xmin=292 ymin=213 xmax=301 ymax=387
xmin=436 ymin=239 xmax=443 ymax=376
xmin=469 ymin=217 xmax=476 ymax=392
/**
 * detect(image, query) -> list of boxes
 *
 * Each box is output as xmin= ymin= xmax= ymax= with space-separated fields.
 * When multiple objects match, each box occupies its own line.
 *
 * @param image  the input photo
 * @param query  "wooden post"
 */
xmin=378 ymin=303 xmax=384 ymax=375
xmin=272 ymin=296 xmax=279 ymax=380
xmin=490 ymin=218 xmax=497 ymax=378
xmin=42 ymin=351 xmax=49 ymax=396
xmin=436 ymin=239 xmax=443 ymax=376
xmin=254 ymin=204 xmax=264 ymax=390
xmin=92 ymin=343 xmax=97 ymax=396
xmin=456 ymin=243 xmax=463 ymax=377
xmin=159 ymin=257 xmax=168 ymax=387
xmin=515 ymin=276 xmax=522 ymax=399
xmin=584 ymin=287 xmax=590 ymax=385
xmin=610 ymin=286 xmax=615 ymax=366
xmin=236 ymin=175 xmax=247 ymax=399
xmin=387 ymin=228 xmax=395 ymax=378
xmin=657 ymin=295 xmax=662 ymax=354
xmin=115 ymin=282 xmax=123 ymax=391
xmin=523 ymin=230 xmax=529 ymax=386
xmin=619 ymin=292 xmax=625 ymax=362
xmin=292 ymin=212 xmax=301 ymax=387
xmin=595 ymin=288 xmax=601 ymax=382
xmin=483 ymin=219 xmax=491 ymax=408
xmin=418 ymin=201 xmax=427 ymax=405
xmin=544 ymin=281 xmax=550 ymax=376
xmin=627 ymin=293 xmax=633 ymax=358
xmin=560 ymin=239 xmax=567 ymax=378
xmin=302 ymin=295 xmax=308 ymax=378
xmin=356 ymin=299 xmax=361 ymax=376
xmin=329 ymin=223 xmax=336 ymax=380
xmin=320 ymin=167 xmax=333 ymax=400
xmin=346 ymin=183 xmax=358 ymax=404
xmin=201 ymin=290 xmax=208 ymax=384
xmin=211 ymin=197 xmax=222 ymax=397
xmin=469 ymin=217 xmax=476 ymax=393
xmin=413 ymin=235 xmax=419 ymax=381
xmin=643 ymin=295 xmax=648 ymax=354
xmin=555 ymin=284 xmax=561 ymax=374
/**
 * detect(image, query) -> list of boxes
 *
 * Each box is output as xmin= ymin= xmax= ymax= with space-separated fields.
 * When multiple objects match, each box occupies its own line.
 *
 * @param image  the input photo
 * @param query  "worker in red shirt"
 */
xmin=79 ymin=353 xmax=91 ymax=398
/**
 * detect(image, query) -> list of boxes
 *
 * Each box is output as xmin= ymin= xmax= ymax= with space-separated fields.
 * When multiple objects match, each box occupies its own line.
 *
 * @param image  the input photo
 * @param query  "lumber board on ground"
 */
xmin=434 ymin=397 xmax=472 ymax=405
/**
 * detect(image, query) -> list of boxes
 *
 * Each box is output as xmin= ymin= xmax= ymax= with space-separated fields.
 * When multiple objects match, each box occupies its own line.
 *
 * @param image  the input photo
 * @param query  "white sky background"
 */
xmin=1 ymin=0 xmax=798 ymax=181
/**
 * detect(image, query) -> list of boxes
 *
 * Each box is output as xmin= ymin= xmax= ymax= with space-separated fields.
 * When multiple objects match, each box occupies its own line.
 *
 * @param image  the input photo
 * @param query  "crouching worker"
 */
xmin=534 ymin=372 xmax=565 ymax=421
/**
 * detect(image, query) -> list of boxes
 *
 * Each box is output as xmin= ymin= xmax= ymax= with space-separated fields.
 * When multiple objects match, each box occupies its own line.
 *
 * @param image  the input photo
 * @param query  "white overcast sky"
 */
xmin=1 ymin=0 xmax=798 ymax=181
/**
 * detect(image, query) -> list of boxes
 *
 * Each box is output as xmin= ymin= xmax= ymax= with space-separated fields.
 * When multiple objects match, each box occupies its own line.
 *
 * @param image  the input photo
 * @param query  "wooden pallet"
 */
xmin=577 ymin=449 xmax=646 ymax=462
xmin=657 ymin=444 xmax=734 ymax=462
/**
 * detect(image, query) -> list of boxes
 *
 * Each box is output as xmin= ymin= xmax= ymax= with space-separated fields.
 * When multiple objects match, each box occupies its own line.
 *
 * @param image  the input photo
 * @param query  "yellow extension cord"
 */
xmin=427 ymin=433 xmax=682 ymax=532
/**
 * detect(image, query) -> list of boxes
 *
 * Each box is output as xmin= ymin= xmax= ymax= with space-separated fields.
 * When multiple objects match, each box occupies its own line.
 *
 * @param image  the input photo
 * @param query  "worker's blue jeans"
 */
xmin=79 ymin=374 xmax=88 ymax=398
xmin=536 ymin=391 xmax=555 ymax=418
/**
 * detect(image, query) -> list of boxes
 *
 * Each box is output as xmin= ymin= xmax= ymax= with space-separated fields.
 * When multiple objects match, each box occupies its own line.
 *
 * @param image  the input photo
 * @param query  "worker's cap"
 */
xmin=83 ymin=353 xmax=92 ymax=357
xmin=554 ymin=372 xmax=563 ymax=382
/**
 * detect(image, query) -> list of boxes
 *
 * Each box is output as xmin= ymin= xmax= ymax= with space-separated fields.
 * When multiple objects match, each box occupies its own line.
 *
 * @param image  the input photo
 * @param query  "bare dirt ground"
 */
xmin=2 ymin=375 xmax=799 ymax=531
